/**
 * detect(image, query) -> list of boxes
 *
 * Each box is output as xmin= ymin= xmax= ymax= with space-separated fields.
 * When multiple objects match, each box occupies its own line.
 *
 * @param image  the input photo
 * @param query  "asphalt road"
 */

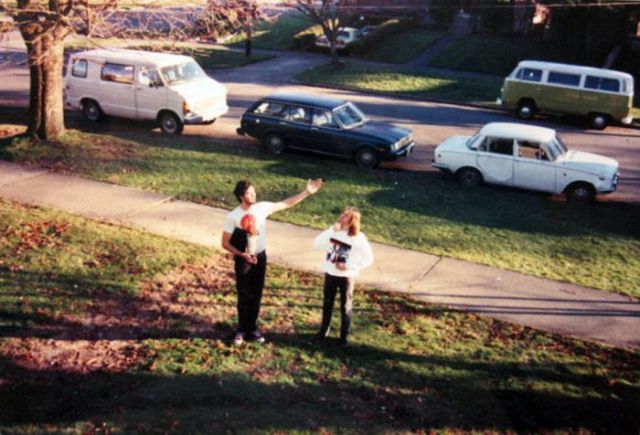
xmin=2 ymin=32 xmax=640 ymax=203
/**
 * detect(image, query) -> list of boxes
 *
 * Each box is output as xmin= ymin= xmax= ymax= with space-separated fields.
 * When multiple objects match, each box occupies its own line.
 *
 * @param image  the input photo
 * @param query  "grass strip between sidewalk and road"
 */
xmin=295 ymin=62 xmax=503 ymax=105
xmin=1 ymin=128 xmax=639 ymax=298
xmin=1 ymin=199 xmax=639 ymax=432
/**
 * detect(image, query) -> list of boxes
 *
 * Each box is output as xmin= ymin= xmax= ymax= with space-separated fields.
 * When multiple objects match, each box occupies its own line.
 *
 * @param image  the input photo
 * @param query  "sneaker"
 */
xmin=233 ymin=332 xmax=245 ymax=346
xmin=249 ymin=331 xmax=266 ymax=344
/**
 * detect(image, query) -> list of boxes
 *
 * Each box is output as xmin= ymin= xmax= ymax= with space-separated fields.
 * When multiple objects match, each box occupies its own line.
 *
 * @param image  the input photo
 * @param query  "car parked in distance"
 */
xmin=432 ymin=122 xmax=619 ymax=202
xmin=65 ymin=49 xmax=228 ymax=135
xmin=315 ymin=27 xmax=362 ymax=49
xmin=237 ymin=93 xmax=415 ymax=168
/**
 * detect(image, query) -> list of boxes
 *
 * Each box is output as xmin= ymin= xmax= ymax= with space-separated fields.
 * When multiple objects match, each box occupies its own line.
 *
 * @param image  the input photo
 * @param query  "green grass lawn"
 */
xmin=1 ymin=130 xmax=639 ymax=299
xmin=65 ymin=40 xmax=272 ymax=69
xmin=1 ymin=199 xmax=638 ymax=432
xmin=295 ymin=62 xmax=503 ymax=104
xmin=223 ymin=12 xmax=315 ymax=51
xmin=349 ymin=20 xmax=444 ymax=64
xmin=428 ymin=35 xmax=567 ymax=76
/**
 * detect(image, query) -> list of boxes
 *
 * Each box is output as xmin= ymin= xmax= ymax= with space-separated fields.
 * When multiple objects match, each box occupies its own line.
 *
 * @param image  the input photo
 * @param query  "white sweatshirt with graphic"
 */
xmin=313 ymin=227 xmax=374 ymax=278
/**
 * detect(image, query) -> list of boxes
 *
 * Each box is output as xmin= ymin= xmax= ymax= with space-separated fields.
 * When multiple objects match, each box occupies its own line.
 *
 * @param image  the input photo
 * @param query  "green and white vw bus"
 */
xmin=498 ymin=60 xmax=634 ymax=129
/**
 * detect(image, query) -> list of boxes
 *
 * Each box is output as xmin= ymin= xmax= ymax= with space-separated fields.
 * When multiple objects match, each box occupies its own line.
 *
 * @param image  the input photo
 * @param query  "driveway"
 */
xmin=2 ymin=32 xmax=640 ymax=202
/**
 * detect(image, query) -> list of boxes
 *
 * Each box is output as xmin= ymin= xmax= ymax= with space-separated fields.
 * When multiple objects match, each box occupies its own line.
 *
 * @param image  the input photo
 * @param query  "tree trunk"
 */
xmin=330 ymin=42 xmax=339 ymax=66
xmin=20 ymin=28 xmax=66 ymax=140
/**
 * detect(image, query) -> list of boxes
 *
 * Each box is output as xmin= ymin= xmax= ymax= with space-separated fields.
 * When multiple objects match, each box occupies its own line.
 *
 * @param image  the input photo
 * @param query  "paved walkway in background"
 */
xmin=1 ymin=160 xmax=638 ymax=350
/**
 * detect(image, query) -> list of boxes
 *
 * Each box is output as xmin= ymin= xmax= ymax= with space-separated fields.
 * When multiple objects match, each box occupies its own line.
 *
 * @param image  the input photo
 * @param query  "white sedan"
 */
xmin=315 ymin=27 xmax=361 ymax=49
xmin=432 ymin=122 xmax=619 ymax=202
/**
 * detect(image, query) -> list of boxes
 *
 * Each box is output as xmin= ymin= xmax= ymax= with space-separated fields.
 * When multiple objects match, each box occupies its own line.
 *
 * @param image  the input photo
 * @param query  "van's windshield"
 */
xmin=160 ymin=61 xmax=207 ymax=85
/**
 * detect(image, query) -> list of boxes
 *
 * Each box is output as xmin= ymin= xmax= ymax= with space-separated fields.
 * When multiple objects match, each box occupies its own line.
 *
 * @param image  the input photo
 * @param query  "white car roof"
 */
xmin=479 ymin=122 xmax=557 ymax=143
xmin=516 ymin=60 xmax=633 ymax=81
xmin=69 ymin=48 xmax=194 ymax=68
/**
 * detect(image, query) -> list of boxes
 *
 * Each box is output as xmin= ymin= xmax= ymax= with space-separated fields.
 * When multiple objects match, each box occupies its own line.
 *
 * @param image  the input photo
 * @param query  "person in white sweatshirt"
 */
xmin=313 ymin=206 xmax=374 ymax=347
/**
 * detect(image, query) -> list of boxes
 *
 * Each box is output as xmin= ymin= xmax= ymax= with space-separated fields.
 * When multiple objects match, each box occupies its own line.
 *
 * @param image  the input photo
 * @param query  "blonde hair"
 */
xmin=343 ymin=206 xmax=361 ymax=237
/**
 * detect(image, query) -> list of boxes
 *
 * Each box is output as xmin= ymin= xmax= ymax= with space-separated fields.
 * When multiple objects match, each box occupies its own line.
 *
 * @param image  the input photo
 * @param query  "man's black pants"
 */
xmin=319 ymin=273 xmax=355 ymax=341
xmin=234 ymin=251 xmax=267 ymax=335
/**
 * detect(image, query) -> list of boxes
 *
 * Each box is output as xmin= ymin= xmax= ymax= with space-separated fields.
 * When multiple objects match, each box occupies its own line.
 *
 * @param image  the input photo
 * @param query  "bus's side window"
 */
xmin=518 ymin=68 xmax=543 ymax=82
xmin=584 ymin=76 xmax=620 ymax=93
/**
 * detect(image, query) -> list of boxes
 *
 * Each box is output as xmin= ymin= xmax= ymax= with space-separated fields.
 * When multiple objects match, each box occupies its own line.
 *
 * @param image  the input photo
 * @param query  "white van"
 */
xmin=65 ymin=49 xmax=228 ymax=134
xmin=498 ymin=60 xmax=635 ymax=129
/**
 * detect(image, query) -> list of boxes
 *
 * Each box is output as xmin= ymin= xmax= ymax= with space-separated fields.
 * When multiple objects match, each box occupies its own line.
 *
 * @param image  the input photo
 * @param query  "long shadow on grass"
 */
xmin=1 ymin=336 xmax=638 ymax=432
xmin=0 ymin=268 xmax=234 ymax=341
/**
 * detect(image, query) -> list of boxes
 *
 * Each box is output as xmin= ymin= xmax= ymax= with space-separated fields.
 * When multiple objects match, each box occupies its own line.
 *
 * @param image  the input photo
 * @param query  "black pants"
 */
xmin=234 ymin=251 xmax=267 ymax=335
xmin=319 ymin=274 xmax=355 ymax=341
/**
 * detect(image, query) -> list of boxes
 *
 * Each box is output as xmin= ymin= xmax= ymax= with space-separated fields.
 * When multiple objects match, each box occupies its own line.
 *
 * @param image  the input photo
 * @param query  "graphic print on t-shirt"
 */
xmin=327 ymin=238 xmax=352 ymax=265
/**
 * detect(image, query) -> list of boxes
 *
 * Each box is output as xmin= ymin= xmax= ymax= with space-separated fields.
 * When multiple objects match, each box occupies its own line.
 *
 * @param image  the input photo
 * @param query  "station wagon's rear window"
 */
xmin=253 ymin=101 xmax=285 ymax=117
xmin=548 ymin=71 xmax=581 ymax=87
xmin=584 ymin=76 xmax=620 ymax=93
xmin=516 ymin=68 xmax=542 ymax=82
xmin=101 ymin=63 xmax=134 ymax=84
xmin=71 ymin=59 xmax=87 ymax=78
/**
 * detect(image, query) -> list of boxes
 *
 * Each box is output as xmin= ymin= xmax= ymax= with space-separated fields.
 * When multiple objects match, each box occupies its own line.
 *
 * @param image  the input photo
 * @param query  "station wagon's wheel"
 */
xmin=159 ymin=112 xmax=184 ymax=135
xmin=517 ymin=99 xmax=536 ymax=120
xmin=264 ymin=133 xmax=285 ymax=155
xmin=589 ymin=113 xmax=609 ymax=130
xmin=566 ymin=183 xmax=595 ymax=203
xmin=457 ymin=167 xmax=482 ymax=187
xmin=355 ymin=148 xmax=378 ymax=169
xmin=82 ymin=99 xmax=103 ymax=122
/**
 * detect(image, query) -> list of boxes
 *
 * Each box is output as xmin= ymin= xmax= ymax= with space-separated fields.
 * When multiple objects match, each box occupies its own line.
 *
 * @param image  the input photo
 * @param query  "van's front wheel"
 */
xmin=159 ymin=112 xmax=184 ymax=135
xmin=588 ymin=113 xmax=609 ymax=130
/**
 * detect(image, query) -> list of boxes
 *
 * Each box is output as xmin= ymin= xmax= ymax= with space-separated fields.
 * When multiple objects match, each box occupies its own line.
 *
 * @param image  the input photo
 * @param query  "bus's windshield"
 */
xmin=161 ymin=61 xmax=206 ymax=85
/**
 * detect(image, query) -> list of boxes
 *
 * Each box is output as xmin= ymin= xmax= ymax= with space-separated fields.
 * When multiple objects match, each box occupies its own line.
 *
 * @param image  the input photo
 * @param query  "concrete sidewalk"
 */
xmin=1 ymin=160 xmax=638 ymax=349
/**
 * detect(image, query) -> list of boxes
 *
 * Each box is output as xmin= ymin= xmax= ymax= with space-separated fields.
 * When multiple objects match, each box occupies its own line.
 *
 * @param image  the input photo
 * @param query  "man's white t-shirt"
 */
xmin=223 ymin=202 xmax=276 ymax=254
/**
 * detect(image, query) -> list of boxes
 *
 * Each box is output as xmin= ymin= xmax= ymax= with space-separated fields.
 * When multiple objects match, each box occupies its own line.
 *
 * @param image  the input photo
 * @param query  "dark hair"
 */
xmin=233 ymin=180 xmax=253 ymax=202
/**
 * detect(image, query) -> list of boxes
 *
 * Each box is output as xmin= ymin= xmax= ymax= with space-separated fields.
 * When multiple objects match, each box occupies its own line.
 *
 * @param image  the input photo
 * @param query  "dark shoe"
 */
xmin=249 ymin=330 xmax=266 ymax=344
xmin=339 ymin=338 xmax=348 ymax=348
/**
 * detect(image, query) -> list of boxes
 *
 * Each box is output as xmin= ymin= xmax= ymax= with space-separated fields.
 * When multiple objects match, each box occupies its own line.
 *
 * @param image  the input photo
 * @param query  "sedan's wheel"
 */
xmin=589 ymin=113 xmax=609 ymax=130
xmin=159 ymin=112 xmax=184 ymax=135
xmin=355 ymin=148 xmax=378 ymax=169
xmin=566 ymin=183 xmax=595 ymax=203
xmin=517 ymin=100 xmax=536 ymax=120
xmin=82 ymin=100 xmax=103 ymax=122
xmin=458 ymin=167 xmax=482 ymax=187
xmin=264 ymin=134 xmax=285 ymax=155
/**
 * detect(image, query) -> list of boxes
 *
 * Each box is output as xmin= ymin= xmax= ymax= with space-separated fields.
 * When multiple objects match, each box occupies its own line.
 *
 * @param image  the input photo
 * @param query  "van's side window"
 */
xmin=516 ymin=68 xmax=542 ymax=82
xmin=548 ymin=71 xmax=581 ymax=87
xmin=71 ymin=59 xmax=88 ymax=78
xmin=584 ymin=76 xmax=620 ymax=93
xmin=101 ymin=63 xmax=134 ymax=85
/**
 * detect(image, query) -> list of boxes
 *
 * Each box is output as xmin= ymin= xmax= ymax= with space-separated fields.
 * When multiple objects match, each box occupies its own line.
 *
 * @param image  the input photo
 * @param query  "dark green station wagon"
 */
xmin=236 ymin=93 xmax=415 ymax=168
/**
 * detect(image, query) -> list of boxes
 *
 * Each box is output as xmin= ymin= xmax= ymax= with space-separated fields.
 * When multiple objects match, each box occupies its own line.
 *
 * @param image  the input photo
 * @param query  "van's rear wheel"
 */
xmin=589 ymin=113 xmax=609 ymax=130
xmin=82 ymin=100 xmax=103 ymax=122
xmin=159 ymin=112 xmax=184 ymax=135
xmin=517 ymin=100 xmax=536 ymax=120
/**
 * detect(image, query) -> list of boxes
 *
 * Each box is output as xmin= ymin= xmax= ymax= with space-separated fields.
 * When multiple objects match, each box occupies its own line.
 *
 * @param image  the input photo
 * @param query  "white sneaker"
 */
xmin=233 ymin=332 xmax=245 ymax=346
xmin=250 ymin=331 xmax=266 ymax=344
